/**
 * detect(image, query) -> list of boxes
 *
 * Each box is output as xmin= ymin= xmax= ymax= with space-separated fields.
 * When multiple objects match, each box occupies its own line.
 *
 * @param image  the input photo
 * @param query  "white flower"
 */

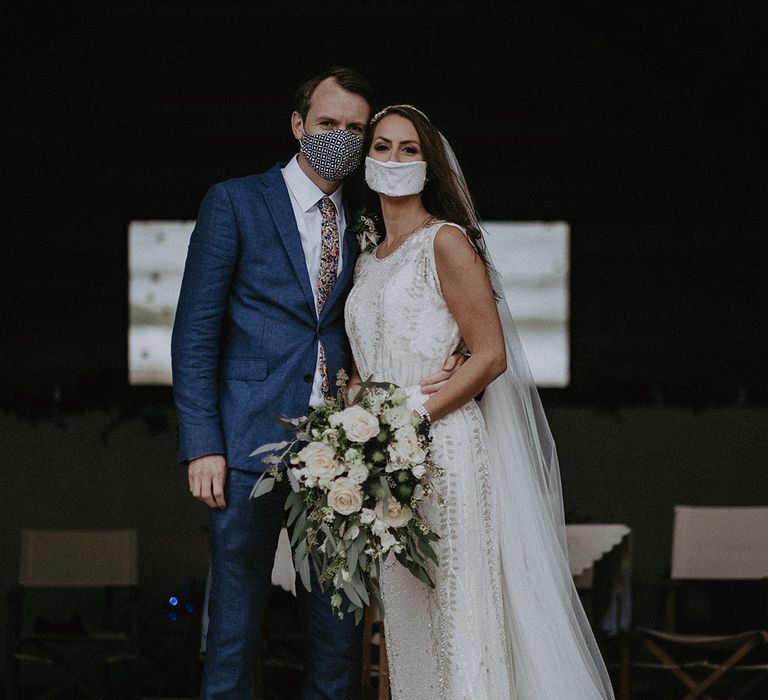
xmin=298 ymin=441 xmax=344 ymax=479
xmin=391 ymin=387 xmax=408 ymax=404
xmin=327 ymin=477 xmax=364 ymax=515
xmin=379 ymin=531 xmax=397 ymax=552
xmin=411 ymin=463 xmax=427 ymax=479
xmin=384 ymin=461 xmax=408 ymax=473
xmin=372 ymin=518 xmax=389 ymax=534
xmin=337 ymin=405 xmax=380 ymax=442
xmin=321 ymin=427 xmax=340 ymax=445
xmin=388 ymin=425 xmax=426 ymax=464
xmin=412 ymin=484 xmax=425 ymax=501
xmin=344 ymin=447 xmax=363 ymax=464
xmin=375 ymin=498 xmax=413 ymax=528
xmin=322 ymin=506 xmax=335 ymax=523
xmin=344 ymin=524 xmax=360 ymax=540
xmin=382 ymin=402 xmax=412 ymax=430
xmin=360 ymin=508 xmax=376 ymax=525
xmin=346 ymin=462 xmax=369 ymax=484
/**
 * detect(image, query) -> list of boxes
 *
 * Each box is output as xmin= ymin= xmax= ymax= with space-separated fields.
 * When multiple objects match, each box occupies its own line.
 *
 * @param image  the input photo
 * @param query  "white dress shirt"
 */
xmin=281 ymin=155 xmax=346 ymax=407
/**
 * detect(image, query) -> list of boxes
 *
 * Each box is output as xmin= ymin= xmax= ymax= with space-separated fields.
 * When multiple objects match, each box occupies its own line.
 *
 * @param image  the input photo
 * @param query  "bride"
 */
xmin=344 ymin=105 xmax=615 ymax=699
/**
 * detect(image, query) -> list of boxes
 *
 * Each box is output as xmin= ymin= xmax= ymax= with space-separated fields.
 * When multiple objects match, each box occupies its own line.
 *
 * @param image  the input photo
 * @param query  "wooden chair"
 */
xmin=6 ymin=529 xmax=140 ymax=700
xmin=361 ymin=605 xmax=390 ymax=699
xmin=621 ymin=506 xmax=768 ymax=699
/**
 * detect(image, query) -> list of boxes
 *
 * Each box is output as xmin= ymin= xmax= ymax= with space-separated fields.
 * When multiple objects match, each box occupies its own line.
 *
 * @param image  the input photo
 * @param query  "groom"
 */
xmin=172 ymin=67 xmax=371 ymax=699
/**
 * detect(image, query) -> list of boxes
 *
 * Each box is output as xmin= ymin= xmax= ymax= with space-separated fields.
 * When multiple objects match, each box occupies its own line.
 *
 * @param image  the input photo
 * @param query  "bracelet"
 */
xmin=414 ymin=403 xmax=432 ymax=426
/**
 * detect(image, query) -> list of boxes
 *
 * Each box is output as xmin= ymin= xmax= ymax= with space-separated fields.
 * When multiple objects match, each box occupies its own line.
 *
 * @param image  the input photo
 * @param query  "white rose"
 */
xmin=338 ymin=405 xmax=380 ymax=442
xmin=327 ymin=477 xmax=364 ymax=515
xmin=359 ymin=508 xmax=376 ymax=525
xmin=388 ymin=425 xmax=426 ymax=464
xmin=382 ymin=402 xmax=412 ymax=429
xmin=411 ymin=463 xmax=427 ymax=479
xmin=346 ymin=462 xmax=369 ymax=484
xmin=375 ymin=498 xmax=413 ymax=528
xmin=298 ymin=442 xmax=343 ymax=479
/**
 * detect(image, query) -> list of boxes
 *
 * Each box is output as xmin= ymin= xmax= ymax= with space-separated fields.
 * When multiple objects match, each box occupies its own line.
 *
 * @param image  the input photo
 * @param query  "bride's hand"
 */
xmin=345 ymin=381 xmax=363 ymax=404
xmin=419 ymin=352 xmax=467 ymax=395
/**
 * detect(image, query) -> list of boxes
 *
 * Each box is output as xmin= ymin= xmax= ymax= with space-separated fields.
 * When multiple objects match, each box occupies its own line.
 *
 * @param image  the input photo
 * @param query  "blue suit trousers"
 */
xmin=201 ymin=468 xmax=362 ymax=699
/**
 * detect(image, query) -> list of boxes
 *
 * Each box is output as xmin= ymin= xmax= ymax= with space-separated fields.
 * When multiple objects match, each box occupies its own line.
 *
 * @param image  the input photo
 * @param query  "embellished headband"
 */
xmin=370 ymin=104 xmax=431 ymax=125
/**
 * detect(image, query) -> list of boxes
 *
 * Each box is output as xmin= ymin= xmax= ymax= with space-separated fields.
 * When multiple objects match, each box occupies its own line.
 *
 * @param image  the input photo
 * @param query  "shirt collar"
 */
xmin=282 ymin=154 xmax=344 ymax=215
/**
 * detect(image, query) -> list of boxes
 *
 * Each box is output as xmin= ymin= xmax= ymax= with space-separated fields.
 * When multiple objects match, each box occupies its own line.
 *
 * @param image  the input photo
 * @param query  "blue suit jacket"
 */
xmin=171 ymin=164 xmax=359 ymax=470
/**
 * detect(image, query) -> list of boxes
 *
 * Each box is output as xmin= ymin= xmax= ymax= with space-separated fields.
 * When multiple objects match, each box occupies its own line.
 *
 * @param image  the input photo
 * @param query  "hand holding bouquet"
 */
xmin=251 ymin=370 xmax=441 ymax=623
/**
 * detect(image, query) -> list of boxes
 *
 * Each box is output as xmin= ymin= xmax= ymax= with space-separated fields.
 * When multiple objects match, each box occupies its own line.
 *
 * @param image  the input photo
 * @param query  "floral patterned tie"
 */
xmin=316 ymin=196 xmax=339 ymax=397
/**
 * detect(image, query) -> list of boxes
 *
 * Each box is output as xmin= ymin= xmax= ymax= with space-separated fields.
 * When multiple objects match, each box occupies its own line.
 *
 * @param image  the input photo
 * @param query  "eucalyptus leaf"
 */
xmin=321 ymin=523 xmax=338 ymax=554
xmin=250 ymin=476 xmax=275 ymax=499
xmin=342 ymin=580 xmax=363 ymax=609
xmin=286 ymin=467 xmax=300 ymax=492
xmin=290 ymin=510 xmax=307 ymax=547
xmin=369 ymin=580 xmax=386 ymax=618
xmin=418 ymin=538 xmax=438 ymax=565
xmin=250 ymin=441 xmax=289 ymax=457
xmin=350 ymin=570 xmax=370 ymax=606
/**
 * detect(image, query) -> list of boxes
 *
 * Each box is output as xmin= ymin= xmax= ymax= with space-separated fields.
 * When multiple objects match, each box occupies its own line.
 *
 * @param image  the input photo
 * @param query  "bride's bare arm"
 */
xmin=421 ymin=225 xmax=506 ymax=422
xmin=346 ymin=360 xmax=363 ymax=403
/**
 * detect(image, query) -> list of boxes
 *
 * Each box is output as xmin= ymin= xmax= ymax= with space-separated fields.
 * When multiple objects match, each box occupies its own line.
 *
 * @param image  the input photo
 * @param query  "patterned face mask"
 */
xmin=300 ymin=128 xmax=365 ymax=181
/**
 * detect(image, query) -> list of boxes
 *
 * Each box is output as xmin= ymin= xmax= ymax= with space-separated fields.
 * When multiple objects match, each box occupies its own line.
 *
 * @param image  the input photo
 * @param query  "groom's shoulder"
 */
xmin=212 ymin=163 xmax=285 ymax=199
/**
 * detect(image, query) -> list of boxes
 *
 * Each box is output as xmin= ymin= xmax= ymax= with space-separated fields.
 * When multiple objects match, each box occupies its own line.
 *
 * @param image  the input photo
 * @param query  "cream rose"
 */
xmin=337 ymin=405 xmax=380 ymax=442
xmin=375 ymin=498 xmax=413 ymax=528
xmin=298 ymin=442 xmax=344 ymax=479
xmin=327 ymin=477 xmax=364 ymax=515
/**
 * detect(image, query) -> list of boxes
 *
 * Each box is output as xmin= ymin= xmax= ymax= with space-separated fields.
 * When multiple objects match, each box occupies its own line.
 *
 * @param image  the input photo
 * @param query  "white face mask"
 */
xmin=365 ymin=157 xmax=427 ymax=197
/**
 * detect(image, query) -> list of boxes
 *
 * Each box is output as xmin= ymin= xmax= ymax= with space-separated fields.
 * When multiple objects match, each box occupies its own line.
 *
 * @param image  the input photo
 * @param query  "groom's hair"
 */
xmin=294 ymin=67 xmax=373 ymax=121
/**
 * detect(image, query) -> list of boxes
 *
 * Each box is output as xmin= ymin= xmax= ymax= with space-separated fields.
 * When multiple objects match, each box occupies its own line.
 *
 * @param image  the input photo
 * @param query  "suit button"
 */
xmin=304 ymin=374 xmax=313 ymax=383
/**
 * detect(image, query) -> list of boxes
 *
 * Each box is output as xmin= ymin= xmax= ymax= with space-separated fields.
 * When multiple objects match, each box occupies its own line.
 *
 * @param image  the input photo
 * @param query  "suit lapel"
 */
xmin=261 ymin=165 xmax=317 ymax=318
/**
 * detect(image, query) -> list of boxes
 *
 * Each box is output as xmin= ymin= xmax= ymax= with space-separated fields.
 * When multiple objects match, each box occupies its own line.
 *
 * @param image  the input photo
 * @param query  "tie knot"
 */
xmin=318 ymin=196 xmax=335 ymax=216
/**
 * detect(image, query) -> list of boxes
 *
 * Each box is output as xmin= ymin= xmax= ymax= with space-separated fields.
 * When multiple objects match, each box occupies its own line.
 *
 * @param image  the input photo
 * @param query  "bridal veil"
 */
xmin=443 ymin=134 xmax=616 ymax=699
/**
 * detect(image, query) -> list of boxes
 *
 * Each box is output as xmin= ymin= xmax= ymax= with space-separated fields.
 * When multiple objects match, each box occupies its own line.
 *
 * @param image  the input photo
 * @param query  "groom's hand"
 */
xmin=419 ymin=352 xmax=467 ymax=394
xmin=188 ymin=454 xmax=227 ymax=509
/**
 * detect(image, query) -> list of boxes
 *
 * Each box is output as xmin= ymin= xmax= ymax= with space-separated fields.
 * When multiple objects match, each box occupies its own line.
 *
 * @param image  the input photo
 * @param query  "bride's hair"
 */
xmin=365 ymin=105 xmax=492 ymax=272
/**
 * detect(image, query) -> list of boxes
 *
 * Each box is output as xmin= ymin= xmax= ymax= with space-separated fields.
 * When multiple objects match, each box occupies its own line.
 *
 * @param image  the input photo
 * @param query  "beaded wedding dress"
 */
xmin=345 ymin=220 xmax=615 ymax=699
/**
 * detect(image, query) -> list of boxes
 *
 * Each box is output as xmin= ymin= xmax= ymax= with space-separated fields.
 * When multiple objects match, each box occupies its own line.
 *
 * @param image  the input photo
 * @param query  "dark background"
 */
xmin=1 ymin=1 xmax=767 ymax=695
xmin=3 ymin=0 xmax=766 ymax=409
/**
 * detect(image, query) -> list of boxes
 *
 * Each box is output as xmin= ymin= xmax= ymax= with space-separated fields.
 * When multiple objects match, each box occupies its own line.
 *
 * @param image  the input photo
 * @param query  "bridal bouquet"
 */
xmin=250 ymin=371 xmax=441 ymax=623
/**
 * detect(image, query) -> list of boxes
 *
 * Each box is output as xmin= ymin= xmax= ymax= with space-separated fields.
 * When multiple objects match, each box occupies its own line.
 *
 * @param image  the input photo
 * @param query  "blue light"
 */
xmin=168 ymin=612 xmax=177 ymax=621
xmin=169 ymin=596 xmax=179 ymax=606
xmin=184 ymin=603 xmax=194 ymax=613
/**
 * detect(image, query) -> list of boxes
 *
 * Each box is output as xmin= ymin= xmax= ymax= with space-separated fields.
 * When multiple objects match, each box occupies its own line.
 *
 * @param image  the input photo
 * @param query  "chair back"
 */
xmin=19 ymin=529 xmax=138 ymax=587
xmin=671 ymin=506 xmax=768 ymax=581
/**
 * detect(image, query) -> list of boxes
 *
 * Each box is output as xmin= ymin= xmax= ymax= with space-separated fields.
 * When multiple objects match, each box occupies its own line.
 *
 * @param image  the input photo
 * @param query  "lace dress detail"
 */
xmin=345 ymin=222 xmax=515 ymax=699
